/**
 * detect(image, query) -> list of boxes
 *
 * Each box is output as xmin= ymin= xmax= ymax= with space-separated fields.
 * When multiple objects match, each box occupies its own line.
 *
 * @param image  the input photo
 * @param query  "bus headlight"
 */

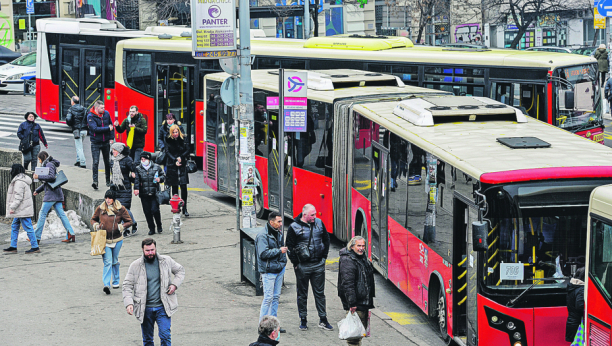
xmin=491 ymin=316 xmax=498 ymax=323
xmin=513 ymin=332 xmax=521 ymax=340
xmin=513 ymin=342 xmax=522 ymax=346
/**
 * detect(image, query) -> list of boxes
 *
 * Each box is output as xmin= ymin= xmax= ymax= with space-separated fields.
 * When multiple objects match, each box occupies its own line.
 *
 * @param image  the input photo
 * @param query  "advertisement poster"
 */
xmin=191 ymin=0 xmax=237 ymax=58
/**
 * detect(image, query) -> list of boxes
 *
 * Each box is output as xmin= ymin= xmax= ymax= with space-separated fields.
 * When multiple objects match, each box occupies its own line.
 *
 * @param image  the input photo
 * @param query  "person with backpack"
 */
xmin=17 ymin=112 xmax=48 ymax=170
xmin=65 ymin=96 xmax=88 ymax=168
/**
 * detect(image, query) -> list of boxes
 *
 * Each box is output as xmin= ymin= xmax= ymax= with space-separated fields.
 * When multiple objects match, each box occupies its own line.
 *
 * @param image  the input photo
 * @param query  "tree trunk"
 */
xmin=593 ymin=28 xmax=599 ymax=47
xmin=510 ymin=27 xmax=526 ymax=49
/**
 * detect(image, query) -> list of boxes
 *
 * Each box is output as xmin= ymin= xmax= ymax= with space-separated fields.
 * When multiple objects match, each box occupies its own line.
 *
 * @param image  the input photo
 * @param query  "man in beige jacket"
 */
xmin=122 ymin=238 xmax=185 ymax=346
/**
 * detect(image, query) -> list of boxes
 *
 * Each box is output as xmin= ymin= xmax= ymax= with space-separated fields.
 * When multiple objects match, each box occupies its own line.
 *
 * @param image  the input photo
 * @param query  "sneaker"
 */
xmin=157 ymin=227 xmax=163 ymax=234
xmin=3 ymin=247 xmax=17 ymax=253
xmin=408 ymin=175 xmax=422 ymax=185
xmin=25 ymin=247 xmax=40 ymax=254
xmin=299 ymin=319 xmax=308 ymax=331
xmin=103 ymin=286 xmax=111 ymax=295
xmin=148 ymin=230 xmax=155 ymax=235
xmin=92 ymin=182 xmax=98 ymax=190
xmin=131 ymin=226 xmax=138 ymax=236
xmin=279 ymin=327 xmax=286 ymax=333
xmin=318 ymin=320 xmax=333 ymax=331
xmin=74 ymin=162 xmax=80 ymax=166
xmin=112 ymin=284 xmax=120 ymax=289
xmin=123 ymin=230 xmax=131 ymax=238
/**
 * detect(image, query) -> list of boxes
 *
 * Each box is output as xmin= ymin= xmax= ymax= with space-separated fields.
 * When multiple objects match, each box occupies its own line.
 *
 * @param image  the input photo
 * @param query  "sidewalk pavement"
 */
xmin=0 ymin=164 xmax=431 ymax=346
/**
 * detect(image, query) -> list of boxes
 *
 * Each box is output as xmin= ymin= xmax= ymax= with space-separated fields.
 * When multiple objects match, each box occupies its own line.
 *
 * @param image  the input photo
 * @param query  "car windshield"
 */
xmin=553 ymin=64 xmax=601 ymax=131
xmin=11 ymin=53 xmax=36 ymax=67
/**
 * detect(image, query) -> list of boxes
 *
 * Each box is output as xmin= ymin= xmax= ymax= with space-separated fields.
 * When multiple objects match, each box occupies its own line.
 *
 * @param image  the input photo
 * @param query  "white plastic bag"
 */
xmin=338 ymin=311 xmax=366 ymax=340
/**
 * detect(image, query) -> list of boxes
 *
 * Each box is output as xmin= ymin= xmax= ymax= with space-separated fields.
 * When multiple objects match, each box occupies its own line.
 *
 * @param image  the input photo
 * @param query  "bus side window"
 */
xmin=253 ymin=89 xmax=271 ymax=158
xmin=406 ymin=143 xmax=426 ymax=239
xmin=295 ymin=100 xmax=332 ymax=176
xmin=388 ymin=132 xmax=408 ymax=228
xmin=352 ymin=113 xmax=372 ymax=199
xmin=590 ymin=219 xmax=612 ymax=298
xmin=205 ymin=80 xmax=222 ymax=144
xmin=434 ymin=160 xmax=454 ymax=262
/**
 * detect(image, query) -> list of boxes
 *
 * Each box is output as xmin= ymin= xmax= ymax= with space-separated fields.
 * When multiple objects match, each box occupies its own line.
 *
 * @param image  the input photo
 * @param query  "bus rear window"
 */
xmin=124 ymin=52 xmax=152 ymax=96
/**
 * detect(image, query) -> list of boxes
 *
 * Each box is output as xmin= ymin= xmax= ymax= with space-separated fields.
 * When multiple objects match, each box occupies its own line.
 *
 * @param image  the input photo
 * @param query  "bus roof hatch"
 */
xmin=267 ymin=69 xmax=405 ymax=90
xmin=393 ymin=96 xmax=527 ymax=126
xmin=303 ymin=34 xmax=413 ymax=50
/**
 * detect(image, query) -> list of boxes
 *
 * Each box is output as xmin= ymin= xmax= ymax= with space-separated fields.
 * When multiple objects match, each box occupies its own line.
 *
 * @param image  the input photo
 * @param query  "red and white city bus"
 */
xmin=585 ymin=185 xmax=612 ymax=345
xmin=204 ymin=69 xmax=612 ymax=345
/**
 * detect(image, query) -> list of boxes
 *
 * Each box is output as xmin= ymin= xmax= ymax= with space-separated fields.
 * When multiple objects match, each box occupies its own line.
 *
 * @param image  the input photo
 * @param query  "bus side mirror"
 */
xmin=559 ymin=90 xmax=575 ymax=110
xmin=472 ymin=221 xmax=488 ymax=251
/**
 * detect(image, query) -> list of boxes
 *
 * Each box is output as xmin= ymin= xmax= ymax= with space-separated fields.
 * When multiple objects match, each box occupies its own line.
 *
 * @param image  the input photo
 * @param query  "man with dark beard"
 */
xmin=122 ymin=238 xmax=185 ymax=346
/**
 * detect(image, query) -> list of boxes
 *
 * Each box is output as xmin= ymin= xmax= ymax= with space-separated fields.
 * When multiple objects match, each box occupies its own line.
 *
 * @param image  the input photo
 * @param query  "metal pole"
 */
xmin=238 ymin=0 xmax=256 ymax=228
xmin=234 ymin=74 xmax=241 ymax=232
xmin=278 ymin=69 xmax=285 ymax=223
xmin=304 ymin=0 xmax=310 ymax=39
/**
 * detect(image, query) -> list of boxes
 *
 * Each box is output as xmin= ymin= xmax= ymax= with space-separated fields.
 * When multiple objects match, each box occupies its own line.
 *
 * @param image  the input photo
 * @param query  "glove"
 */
xmin=118 ymin=224 xmax=124 ymax=232
xmin=93 ymin=223 xmax=100 ymax=231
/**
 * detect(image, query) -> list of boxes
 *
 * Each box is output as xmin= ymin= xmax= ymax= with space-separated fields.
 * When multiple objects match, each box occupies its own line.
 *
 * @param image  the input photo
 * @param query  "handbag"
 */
xmin=187 ymin=159 xmax=197 ymax=174
xmin=156 ymin=185 xmax=171 ymax=205
xmin=155 ymin=150 xmax=166 ymax=165
xmin=294 ymin=227 xmax=314 ymax=263
xmin=90 ymin=229 xmax=107 ymax=256
xmin=47 ymin=170 xmax=68 ymax=190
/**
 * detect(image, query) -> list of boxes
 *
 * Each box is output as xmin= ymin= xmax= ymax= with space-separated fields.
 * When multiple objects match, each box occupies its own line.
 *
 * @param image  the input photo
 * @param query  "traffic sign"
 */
xmin=595 ymin=7 xmax=607 ymax=27
xmin=597 ymin=0 xmax=612 ymax=17
xmin=26 ymin=0 xmax=34 ymax=15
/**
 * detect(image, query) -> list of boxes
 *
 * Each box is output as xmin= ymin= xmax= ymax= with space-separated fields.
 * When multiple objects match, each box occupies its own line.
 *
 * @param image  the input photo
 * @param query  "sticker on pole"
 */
xmin=500 ymin=262 xmax=524 ymax=281
xmin=191 ymin=0 xmax=237 ymax=59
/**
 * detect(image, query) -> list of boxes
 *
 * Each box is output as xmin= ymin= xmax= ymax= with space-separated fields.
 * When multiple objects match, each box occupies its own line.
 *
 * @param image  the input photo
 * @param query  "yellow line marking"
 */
xmin=86 ymin=74 xmax=101 ymax=90
xmin=63 ymin=70 xmax=78 ymax=88
xmin=325 ymin=257 xmax=339 ymax=265
xmin=384 ymin=312 xmax=427 ymax=325
xmin=604 ymin=134 xmax=612 ymax=140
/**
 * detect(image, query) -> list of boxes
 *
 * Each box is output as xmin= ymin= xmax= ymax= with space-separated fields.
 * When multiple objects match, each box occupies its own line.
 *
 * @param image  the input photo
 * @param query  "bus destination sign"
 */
xmin=191 ymin=0 xmax=237 ymax=59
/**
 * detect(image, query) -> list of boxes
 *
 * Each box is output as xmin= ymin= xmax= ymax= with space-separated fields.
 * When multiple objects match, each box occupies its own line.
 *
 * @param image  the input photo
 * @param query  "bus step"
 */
xmin=453 ymin=336 xmax=467 ymax=346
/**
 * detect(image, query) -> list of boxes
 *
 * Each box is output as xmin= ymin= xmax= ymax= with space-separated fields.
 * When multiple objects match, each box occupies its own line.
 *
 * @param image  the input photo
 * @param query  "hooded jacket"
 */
xmin=122 ymin=253 xmax=185 ymax=324
xmin=6 ymin=173 xmax=34 ymax=218
xmin=115 ymin=113 xmax=148 ymax=149
xmin=286 ymin=213 xmax=330 ymax=266
xmin=565 ymin=278 xmax=585 ymax=342
xmin=87 ymin=108 xmax=115 ymax=143
xmin=595 ymin=48 xmax=610 ymax=73
xmin=34 ymin=157 xmax=64 ymax=202
xmin=338 ymin=247 xmax=375 ymax=311
xmin=66 ymin=104 xmax=87 ymax=131
xmin=255 ymin=223 xmax=287 ymax=274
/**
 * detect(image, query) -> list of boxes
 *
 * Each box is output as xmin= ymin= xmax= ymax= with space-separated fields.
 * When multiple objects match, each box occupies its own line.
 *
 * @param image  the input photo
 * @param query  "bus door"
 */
xmin=371 ymin=142 xmax=389 ymax=277
xmin=59 ymin=46 xmax=105 ymax=120
xmin=267 ymin=113 xmax=293 ymax=215
xmin=156 ymin=64 xmax=196 ymax=156
xmin=211 ymin=96 xmax=236 ymax=195
xmin=490 ymin=81 xmax=547 ymax=122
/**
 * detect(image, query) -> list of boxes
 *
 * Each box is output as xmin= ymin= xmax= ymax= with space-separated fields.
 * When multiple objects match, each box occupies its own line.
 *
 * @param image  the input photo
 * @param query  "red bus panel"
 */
xmin=292 ymin=167 xmax=332 ymax=232
xmin=115 ymin=83 xmax=155 ymax=153
xmin=203 ymin=142 xmax=218 ymax=191
xmin=37 ymin=78 xmax=59 ymax=122
xmin=196 ymin=101 xmax=204 ymax=157
xmin=586 ymin=277 xmax=612 ymax=345
xmin=255 ymin=156 xmax=269 ymax=209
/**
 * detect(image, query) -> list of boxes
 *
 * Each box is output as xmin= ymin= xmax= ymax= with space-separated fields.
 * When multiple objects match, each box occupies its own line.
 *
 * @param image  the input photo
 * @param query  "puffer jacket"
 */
xmin=90 ymin=202 xmax=133 ymax=243
xmin=34 ymin=157 xmax=64 ymax=202
xmin=115 ymin=113 xmax=148 ymax=149
xmin=158 ymin=121 xmax=184 ymax=150
xmin=286 ymin=213 xmax=330 ymax=266
xmin=122 ymin=253 xmax=185 ymax=324
xmin=66 ymin=104 xmax=87 ymax=131
xmin=165 ymin=136 xmax=190 ymax=186
xmin=338 ymin=247 xmax=375 ymax=311
xmin=134 ymin=163 xmax=165 ymax=197
xmin=111 ymin=156 xmax=134 ymax=208
xmin=566 ymin=278 xmax=585 ymax=342
xmin=6 ymin=173 xmax=34 ymax=218
xmin=255 ymin=223 xmax=287 ymax=274
xmin=87 ymin=108 xmax=115 ymax=143
xmin=595 ymin=48 xmax=610 ymax=73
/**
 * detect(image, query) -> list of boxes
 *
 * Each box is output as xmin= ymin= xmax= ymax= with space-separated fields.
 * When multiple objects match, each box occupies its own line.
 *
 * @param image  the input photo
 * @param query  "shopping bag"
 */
xmin=126 ymin=127 xmax=135 ymax=149
xmin=571 ymin=319 xmax=585 ymax=346
xmin=90 ymin=229 xmax=107 ymax=256
xmin=337 ymin=311 xmax=366 ymax=340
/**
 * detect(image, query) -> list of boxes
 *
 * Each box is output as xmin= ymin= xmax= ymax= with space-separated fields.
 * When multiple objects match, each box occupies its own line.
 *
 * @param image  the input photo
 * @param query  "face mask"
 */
xmin=275 ymin=333 xmax=280 ymax=341
xmin=142 ymin=159 xmax=150 ymax=167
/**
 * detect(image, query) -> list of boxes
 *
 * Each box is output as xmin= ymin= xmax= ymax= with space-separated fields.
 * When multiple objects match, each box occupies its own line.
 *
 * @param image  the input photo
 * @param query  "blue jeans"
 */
xmin=141 ymin=306 xmax=171 ymax=346
xmin=34 ymin=201 xmax=75 ymax=240
xmin=10 ymin=218 xmax=37 ymax=248
xmin=22 ymin=144 xmax=40 ymax=171
xmin=74 ymin=130 xmax=88 ymax=166
xmin=101 ymin=240 xmax=123 ymax=287
xmin=259 ymin=267 xmax=285 ymax=321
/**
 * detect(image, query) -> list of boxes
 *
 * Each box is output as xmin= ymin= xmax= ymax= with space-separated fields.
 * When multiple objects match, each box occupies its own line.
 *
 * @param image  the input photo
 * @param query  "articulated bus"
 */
xmin=585 ymin=185 xmax=612 ymax=345
xmin=204 ymin=69 xmax=612 ymax=345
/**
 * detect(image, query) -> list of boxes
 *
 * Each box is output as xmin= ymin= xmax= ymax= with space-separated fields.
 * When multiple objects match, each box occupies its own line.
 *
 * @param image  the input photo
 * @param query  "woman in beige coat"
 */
xmin=3 ymin=164 xmax=39 ymax=254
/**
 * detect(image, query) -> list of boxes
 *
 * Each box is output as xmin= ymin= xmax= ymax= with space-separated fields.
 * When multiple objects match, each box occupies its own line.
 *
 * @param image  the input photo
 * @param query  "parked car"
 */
xmin=0 ymin=52 xmax=36 ymax=94
xmin=571 ymin=46 xmax=597 ymax=57
xmin=0 ymin=46 xmax=22 ymax=65
xmin=525 ymin=46 xmax=572 ymax=53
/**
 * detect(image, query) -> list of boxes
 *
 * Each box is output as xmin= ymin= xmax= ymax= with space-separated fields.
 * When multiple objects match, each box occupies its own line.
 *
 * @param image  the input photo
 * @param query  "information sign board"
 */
xmin=26 ymin=0 xmax=34 ymax=15
xmin=191 ymin=0 xmax=237 ymax=59
xmin=282 ymin=71 xmax=307 ymax=132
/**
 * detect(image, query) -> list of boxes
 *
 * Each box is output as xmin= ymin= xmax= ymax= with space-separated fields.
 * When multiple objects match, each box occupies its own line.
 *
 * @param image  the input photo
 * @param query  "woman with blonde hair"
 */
xmin=165 ymin=124 xmax=190 ymax=216
xmin=91 ymin=189 xmax=133 ymax=294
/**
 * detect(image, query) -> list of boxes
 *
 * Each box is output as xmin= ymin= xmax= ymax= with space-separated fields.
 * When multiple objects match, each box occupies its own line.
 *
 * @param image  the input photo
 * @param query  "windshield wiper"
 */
xmin=506 ymin=277 xmax=569 ymax=307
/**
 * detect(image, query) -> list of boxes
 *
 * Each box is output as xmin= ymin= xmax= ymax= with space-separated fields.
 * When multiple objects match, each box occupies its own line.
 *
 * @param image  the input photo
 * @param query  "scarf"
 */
xmin=110 ymin=142 xmax=126 ymax=188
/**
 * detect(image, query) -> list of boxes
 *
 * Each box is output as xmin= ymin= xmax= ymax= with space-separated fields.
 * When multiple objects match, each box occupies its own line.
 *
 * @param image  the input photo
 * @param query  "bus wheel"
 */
xmin=432 ymin=285 xmax=451 ymax=344
xmin=255 ymin=188 xmax=265 ymax=219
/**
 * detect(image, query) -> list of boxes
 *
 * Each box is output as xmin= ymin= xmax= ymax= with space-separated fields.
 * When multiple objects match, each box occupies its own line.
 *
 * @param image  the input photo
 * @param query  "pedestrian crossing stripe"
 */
xmin=384 ymin=312 xmax=427 ymax=325
xmin=325 ymin=257 xmax=340 ymax=265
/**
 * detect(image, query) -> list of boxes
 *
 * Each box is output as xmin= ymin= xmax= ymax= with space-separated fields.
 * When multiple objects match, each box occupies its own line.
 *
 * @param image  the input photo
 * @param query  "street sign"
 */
xmin=595 ymin=7 xmax=607 ymax=28
xmin=191 ymin=0 xmax=237 ymax=59
xmin=282 ymin=71 xmax=308 ymax=132
xmin=26 ymin=0 xmax=34 ymax=14
xmin=597 ymin=0 xmax=612 ymax=17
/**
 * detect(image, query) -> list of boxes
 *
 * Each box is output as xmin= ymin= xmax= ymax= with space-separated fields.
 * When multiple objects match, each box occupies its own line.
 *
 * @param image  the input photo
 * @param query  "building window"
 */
xmin=584 ymin=19 xmax=605 ymax=46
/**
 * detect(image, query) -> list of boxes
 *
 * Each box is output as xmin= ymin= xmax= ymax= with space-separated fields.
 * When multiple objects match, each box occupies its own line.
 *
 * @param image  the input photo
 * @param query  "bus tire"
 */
xmin=255 ymin=187 xmax=266 ymax=219
xmin=430 ymin=280 xmax=451 ymax=344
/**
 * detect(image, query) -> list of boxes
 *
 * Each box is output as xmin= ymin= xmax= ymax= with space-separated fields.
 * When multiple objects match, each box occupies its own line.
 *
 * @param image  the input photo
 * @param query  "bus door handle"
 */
xmin=61 ymin=81 xmax=66 ymax=88
xmin=98 ymin=82 xmax=102 ymax=89
xmin=294 ymin=178 xmax=297 ymax=185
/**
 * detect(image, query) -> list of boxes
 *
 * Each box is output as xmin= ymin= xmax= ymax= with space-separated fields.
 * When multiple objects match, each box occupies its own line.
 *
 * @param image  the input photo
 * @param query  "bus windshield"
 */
xmin=553 ymin=64 xmax=601 ymax=131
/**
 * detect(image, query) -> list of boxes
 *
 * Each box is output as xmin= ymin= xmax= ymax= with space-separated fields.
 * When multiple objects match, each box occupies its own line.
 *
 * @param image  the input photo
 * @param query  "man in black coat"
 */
xmin=566 ymin=267 xmax=585 ymax=342
xmin=65 ymin=96 xmax=88 ymax=168
xmin=133 ymin=152 xmax=165 ymax=235
xmin=87 ymin=100 xmax=115 ymax=190
xmin=249 ymin=315 xmax=281 ymax=346
xmin=286 ymin=203 xmax=332 ymax=331
xmin=338 ymin=236 xmax=375 ymax=346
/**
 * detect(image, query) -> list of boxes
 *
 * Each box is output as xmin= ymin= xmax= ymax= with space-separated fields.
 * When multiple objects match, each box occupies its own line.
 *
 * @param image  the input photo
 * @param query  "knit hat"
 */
xmin=111 ymin=142 xmax=125 ymax=153
xmin=141 ymin=152 xmax=152 ymax=160
xmin=104 ymin=189 xmax=116 ymax=200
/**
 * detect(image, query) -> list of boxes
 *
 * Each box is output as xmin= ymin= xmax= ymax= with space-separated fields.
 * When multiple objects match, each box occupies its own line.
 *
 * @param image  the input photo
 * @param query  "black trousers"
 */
xmin=91 ymin=141 xmax=110 ymax=183
xmin=140 ymin=195 xmax=162 ymax=231
xmin=295 ymin=259 xmax=327 ymax=319
xmin=171 ymin=184 xmax=188 ymax=210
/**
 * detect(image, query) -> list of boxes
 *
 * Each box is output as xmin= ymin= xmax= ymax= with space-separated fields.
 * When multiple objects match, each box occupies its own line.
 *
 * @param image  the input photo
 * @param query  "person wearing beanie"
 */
xmin=110 ymin=142 xmax=138 ymax=237
xmin=91 ymin=189 xmax=133 ymax=294
xmin=17 ymin=112 xmax=48 ymax=170
xmin=134 ymin=152 xmax=165 ymax=235
xmin=114 ymin=105 xmax=148 ymax=164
